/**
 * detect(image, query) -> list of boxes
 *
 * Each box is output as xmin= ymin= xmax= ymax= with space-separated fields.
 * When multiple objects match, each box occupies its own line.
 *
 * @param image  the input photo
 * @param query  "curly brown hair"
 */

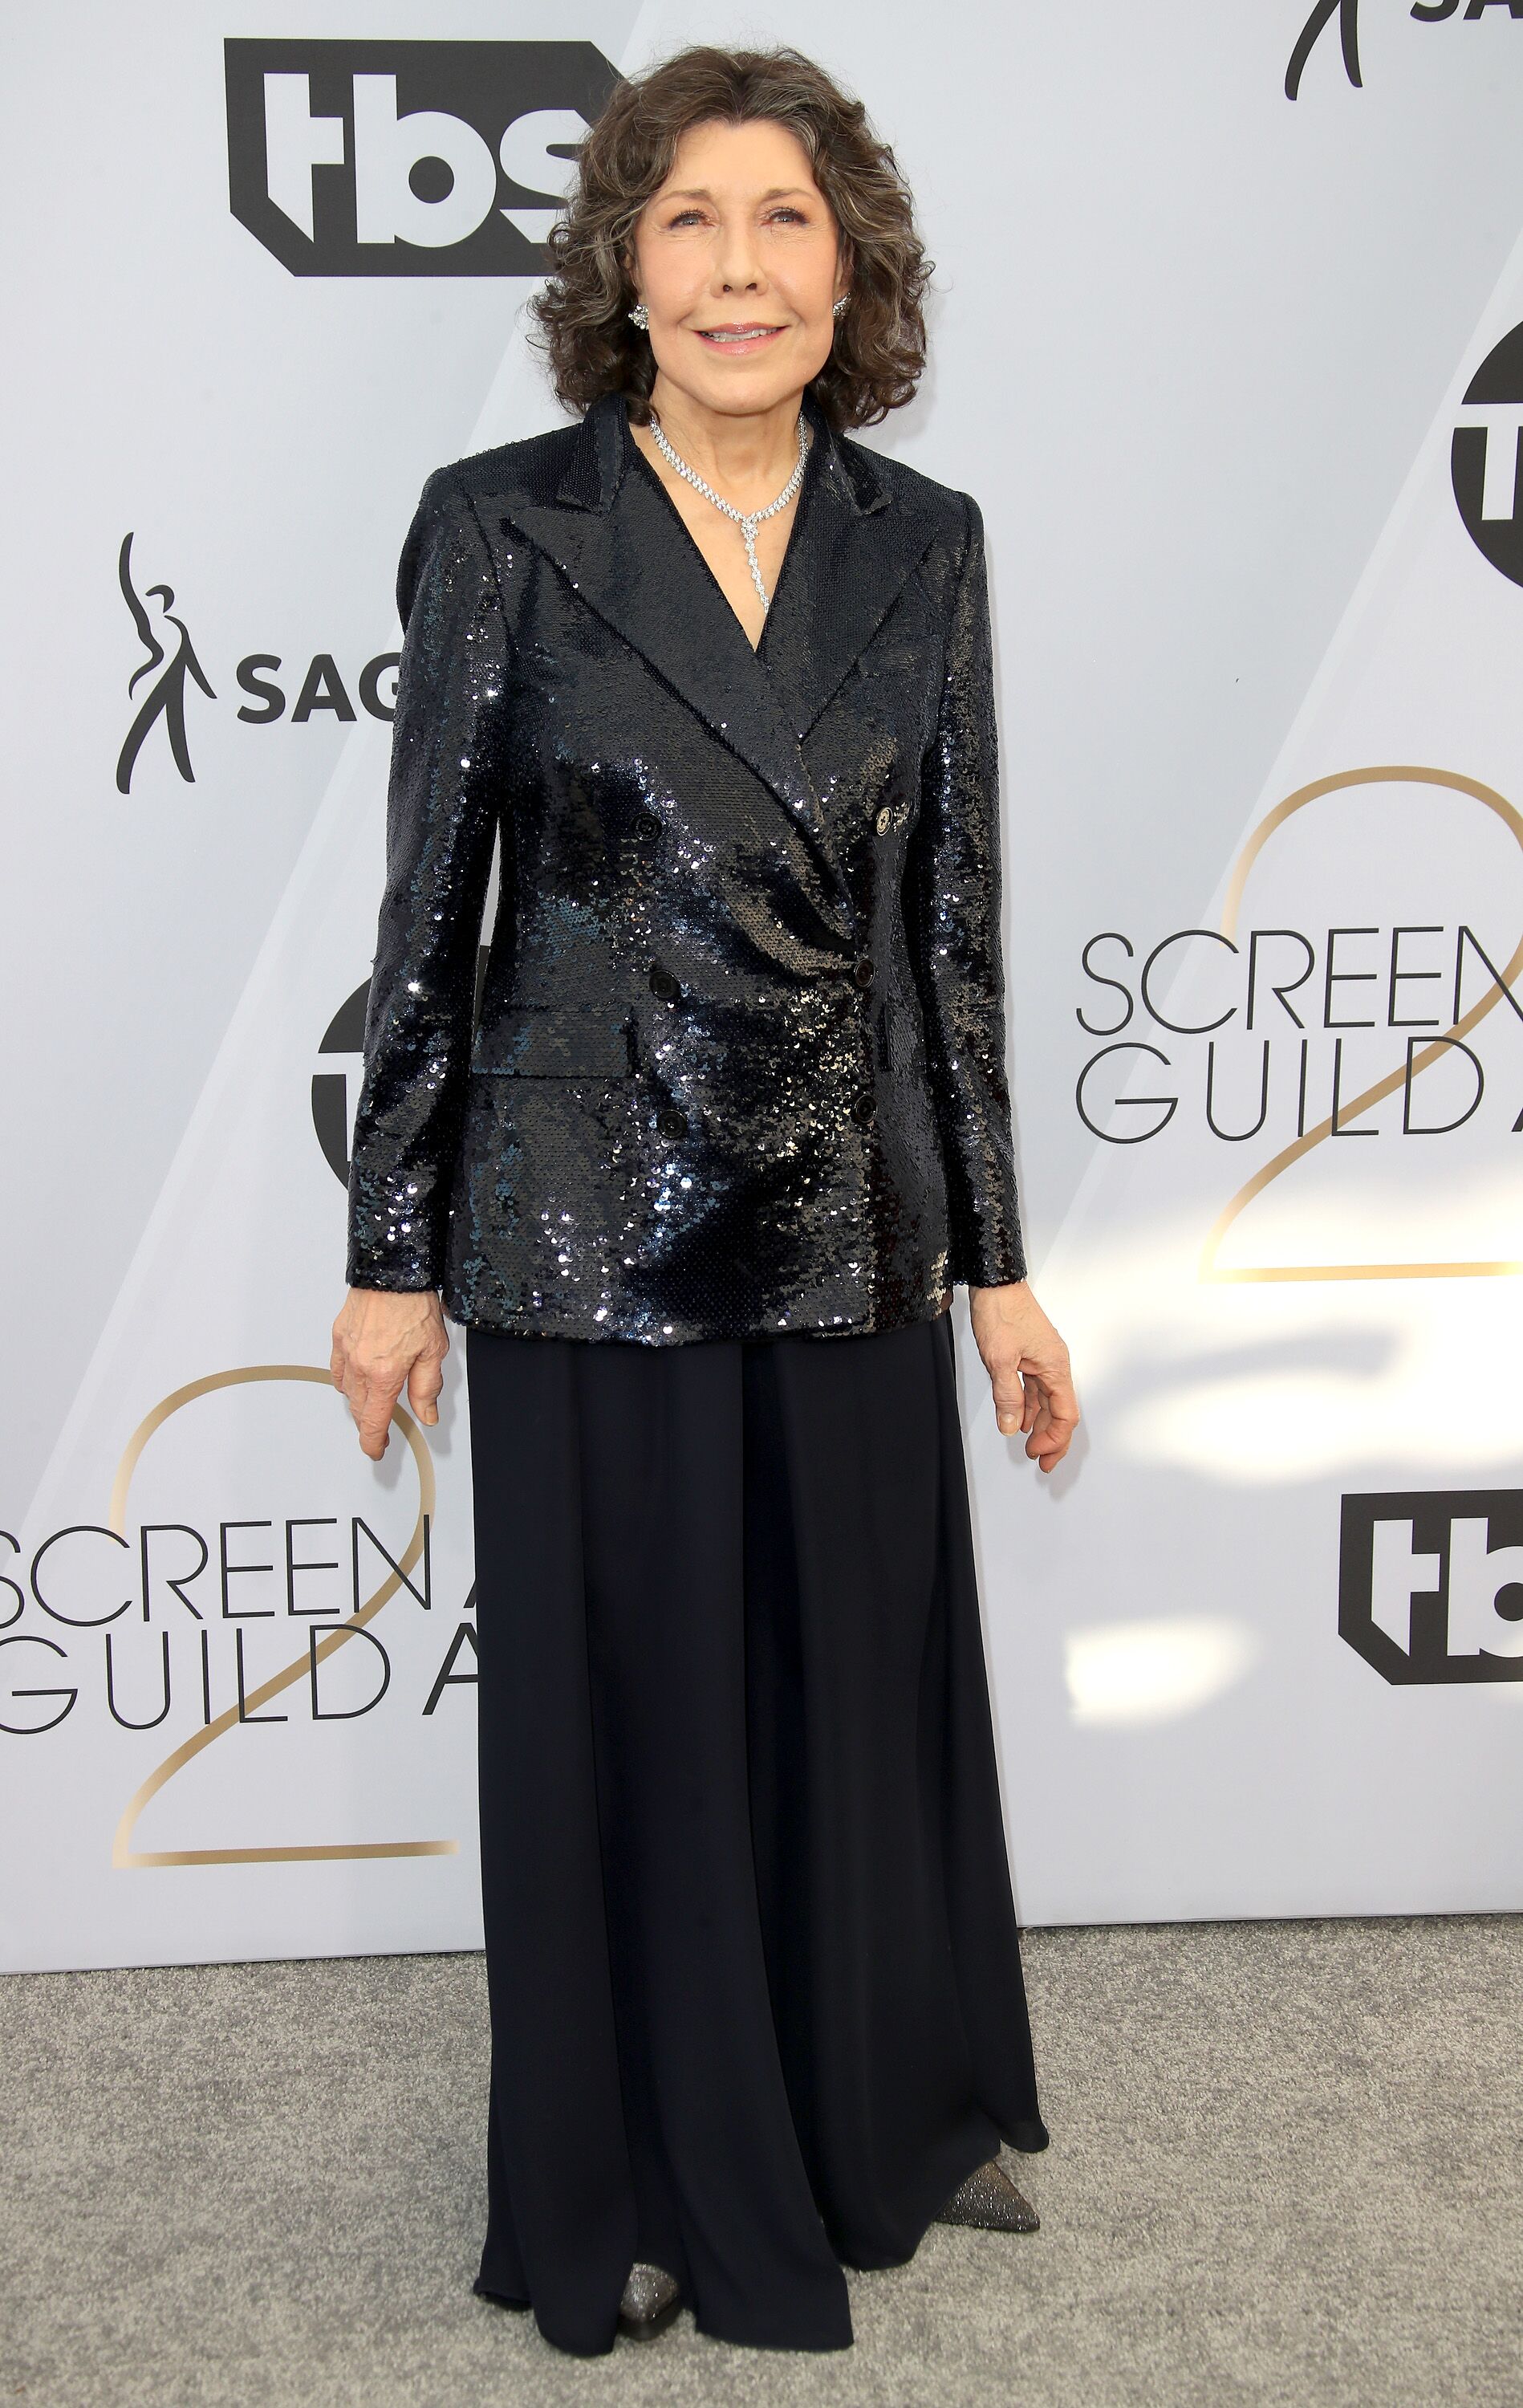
xmin=530 ymin=46 xmax=932 ymax=431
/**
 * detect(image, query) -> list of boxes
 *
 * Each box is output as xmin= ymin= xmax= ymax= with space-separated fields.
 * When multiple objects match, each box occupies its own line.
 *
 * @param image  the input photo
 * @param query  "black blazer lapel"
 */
xmin=757 ymin=401 xmax=942 ymax=748
xmin=496 ymin=394 xmax=858 ymax=938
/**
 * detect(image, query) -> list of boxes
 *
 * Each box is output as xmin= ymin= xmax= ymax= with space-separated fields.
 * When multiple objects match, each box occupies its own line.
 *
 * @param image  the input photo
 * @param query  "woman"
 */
xmin=331 ymin=43 xmax=1078 ymax=2360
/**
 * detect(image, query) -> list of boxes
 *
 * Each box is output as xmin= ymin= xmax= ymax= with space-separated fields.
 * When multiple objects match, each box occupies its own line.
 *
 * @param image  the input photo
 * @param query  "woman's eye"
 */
xmin=660 ymin=203 xmax=810 ymax=230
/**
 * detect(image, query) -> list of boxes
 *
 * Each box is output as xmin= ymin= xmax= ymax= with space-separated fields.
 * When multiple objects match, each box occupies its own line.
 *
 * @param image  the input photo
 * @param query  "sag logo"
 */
xmin=116 ymin=528 xmax=402 ymax=797
xmin=116 ymin=534 xmax=214 ymax=794
xmin=225 ymin=39 xmax=620 ymax=277
xmin=1339 ymin=1490 xmax=1523 ymax=1682
xmin=1453 ymin=319 xmax=1523 ymax=590
xmin=1286 ymin=0 xmax=1523 ymax=100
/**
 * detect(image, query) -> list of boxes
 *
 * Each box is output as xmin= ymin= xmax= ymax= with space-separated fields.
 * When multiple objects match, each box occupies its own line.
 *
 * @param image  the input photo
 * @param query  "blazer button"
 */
xmin=657 ymin=1105 xmax=687 ymax=1140
xmin=849 ymin=1092 xmax=875 ymax=1129
xmin=648 ymin=962 xmax=680 ymax=1001
xmin=851 ymin=954 xmax=874 ymax=990
xmin=875 ymin=805 xmax=892 ymax=836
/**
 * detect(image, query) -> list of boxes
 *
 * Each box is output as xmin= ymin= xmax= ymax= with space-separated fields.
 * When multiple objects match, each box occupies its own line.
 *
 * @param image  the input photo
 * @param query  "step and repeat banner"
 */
xmin=3 ymin=2 xmax=1522 ymax=1969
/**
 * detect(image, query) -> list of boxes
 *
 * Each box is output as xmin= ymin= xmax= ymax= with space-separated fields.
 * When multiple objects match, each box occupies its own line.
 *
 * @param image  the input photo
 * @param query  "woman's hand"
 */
xmin=330 ymin=1287 xmax=449 ymax=1461
xmin=968 ymin=1281 xmax=1079 ymax=1473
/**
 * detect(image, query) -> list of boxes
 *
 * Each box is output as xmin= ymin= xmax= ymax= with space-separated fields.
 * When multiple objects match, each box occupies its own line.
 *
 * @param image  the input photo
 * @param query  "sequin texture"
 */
xmin=346 ymin=389 xmax=1026 ymax=1340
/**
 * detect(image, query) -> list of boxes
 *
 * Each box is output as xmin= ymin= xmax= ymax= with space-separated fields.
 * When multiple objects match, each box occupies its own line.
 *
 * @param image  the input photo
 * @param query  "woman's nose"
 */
xmin=711 ymin=225 xmax=763 ymax=293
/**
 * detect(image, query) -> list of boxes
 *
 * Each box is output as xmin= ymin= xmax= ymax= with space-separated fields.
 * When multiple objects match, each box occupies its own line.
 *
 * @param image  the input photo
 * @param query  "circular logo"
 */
xmin=314 ymin=946 xmax=492 ymax=1186
xmin=1452 ymin=319 xmax=1523 ymax=590
xmin=312 ymin=980 xmax=371 ymax=1187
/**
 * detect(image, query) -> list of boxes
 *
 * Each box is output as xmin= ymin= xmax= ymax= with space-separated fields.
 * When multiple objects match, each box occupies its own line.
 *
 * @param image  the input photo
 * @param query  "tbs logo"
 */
xmin=1453 ymin=319 xmax=1523 ymax=592
xmin=313 ymin=952 xmax=491 ymax=1183
xmin=1339 ymin=1491 xmax=1523 ymax=1683
xmin=225 ymin=39 xmax=619 ymax=276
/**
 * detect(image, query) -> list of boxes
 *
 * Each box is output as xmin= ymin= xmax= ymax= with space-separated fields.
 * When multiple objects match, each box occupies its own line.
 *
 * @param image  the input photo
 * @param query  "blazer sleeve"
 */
xmin=344 ymin=471 xmax=508 ymax=1292
xmin=905 ymin=492 xmax=1028 ymax=1289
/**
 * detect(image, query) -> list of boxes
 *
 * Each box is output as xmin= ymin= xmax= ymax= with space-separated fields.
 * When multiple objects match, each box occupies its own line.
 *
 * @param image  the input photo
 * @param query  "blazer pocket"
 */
xmin=471 ymin=1005 xmax=632 ymax=1079
xmin=857 ymin=639 xmax=934 ymax=685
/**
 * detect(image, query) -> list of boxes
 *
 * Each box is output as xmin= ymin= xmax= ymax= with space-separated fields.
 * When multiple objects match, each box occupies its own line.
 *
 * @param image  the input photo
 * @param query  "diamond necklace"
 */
xmin=648 ymin=409 xmax=808 ymax=613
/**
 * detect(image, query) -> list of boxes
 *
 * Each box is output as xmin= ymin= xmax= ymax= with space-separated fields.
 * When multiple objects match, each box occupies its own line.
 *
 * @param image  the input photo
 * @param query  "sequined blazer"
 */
xmin=345 ymin=386 xmax=1026 ymax=1341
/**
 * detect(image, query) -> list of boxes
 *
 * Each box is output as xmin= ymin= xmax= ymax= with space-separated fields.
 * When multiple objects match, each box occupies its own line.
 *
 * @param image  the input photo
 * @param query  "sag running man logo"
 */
xmin=116 ymin=535 xmax=215 ymax=794
xmin=1286 ymin=0 xmax=1523 ymax=100
xmin=115 ymin=531 xmax=403 ymax=797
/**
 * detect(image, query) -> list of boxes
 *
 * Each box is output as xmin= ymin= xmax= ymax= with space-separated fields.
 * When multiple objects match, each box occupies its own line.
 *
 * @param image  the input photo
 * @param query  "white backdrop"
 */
xmin=4 ymin=2 xmax=1522 ymax=1971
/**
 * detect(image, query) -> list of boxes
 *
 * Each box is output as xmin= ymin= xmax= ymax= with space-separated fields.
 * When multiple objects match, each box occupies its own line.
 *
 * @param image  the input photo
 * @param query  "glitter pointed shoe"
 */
xmin=617 ymin=2262 xmax=682 ymax=2341
xmin=936 ymin=2158 xmax=1040 ymax=2232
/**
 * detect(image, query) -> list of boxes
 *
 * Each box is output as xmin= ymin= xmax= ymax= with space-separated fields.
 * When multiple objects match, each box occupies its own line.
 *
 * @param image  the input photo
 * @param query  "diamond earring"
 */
xmin=832 ymin=294 xmax=848 ymax=319
xmin=628 ymin=300 xmax=650 ymax=332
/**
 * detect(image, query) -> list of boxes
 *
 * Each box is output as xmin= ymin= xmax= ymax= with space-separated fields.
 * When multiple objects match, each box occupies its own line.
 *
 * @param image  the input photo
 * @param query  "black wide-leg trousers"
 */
xmin=465 ymin=1310 xmax=1046 ymax=2357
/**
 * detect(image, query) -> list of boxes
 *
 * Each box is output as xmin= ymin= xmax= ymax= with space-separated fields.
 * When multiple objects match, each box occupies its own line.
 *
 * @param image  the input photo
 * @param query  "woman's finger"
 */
xmin=1044 ymin=1375 xmax=1081 ymax=1441
xmin=407 ymin=1349 xmax=445 ymax=1426
xmin=990 ymin=1361 xmax=1025 ymax=1435
xmin=970 ymin=1287 xmax=1079 ymax=1474
xmin=1027 ymin=1377 xmax=1080 ymax=1470
xmin=355 ymin=1377 xmax=401 ymax=1461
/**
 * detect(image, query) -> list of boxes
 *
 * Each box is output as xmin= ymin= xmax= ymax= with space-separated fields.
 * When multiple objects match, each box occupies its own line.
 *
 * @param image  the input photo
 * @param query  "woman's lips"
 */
xmin=694 ymin=324 xmax=787 ymax=346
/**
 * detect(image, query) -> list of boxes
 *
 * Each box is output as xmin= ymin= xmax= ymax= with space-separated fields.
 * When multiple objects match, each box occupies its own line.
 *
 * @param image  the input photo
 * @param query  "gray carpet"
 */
xmin=3 ymin=1917 xmax=1518 ymax=2407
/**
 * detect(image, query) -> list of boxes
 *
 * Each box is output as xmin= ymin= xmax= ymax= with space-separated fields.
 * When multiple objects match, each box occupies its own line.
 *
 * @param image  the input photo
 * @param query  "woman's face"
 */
xmin=629 ymin=116 xmax=847 ymax=421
